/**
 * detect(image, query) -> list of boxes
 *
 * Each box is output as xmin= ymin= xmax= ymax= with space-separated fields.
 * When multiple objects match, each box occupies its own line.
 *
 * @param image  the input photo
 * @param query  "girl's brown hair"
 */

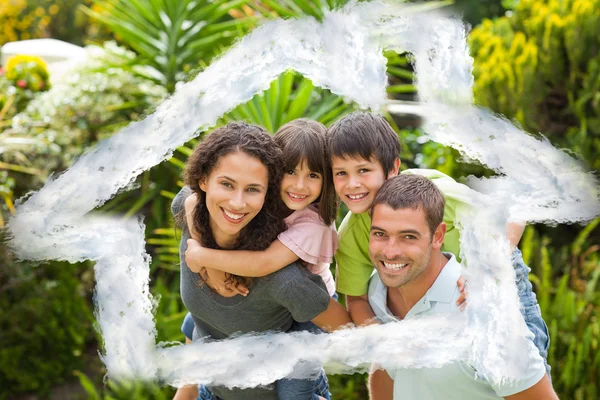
xmin=274 ymin=119 xmax=338 ymax=226
xmin=183 ymin=121 xmax=286 ymax=289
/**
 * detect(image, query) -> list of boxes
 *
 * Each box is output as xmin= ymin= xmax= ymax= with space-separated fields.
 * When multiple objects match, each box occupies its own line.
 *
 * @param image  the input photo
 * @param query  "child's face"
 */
xmin=331 ymin=155 xmax=388 ymax=214
xmin=280 ymin=160 xmax=323 ymax=211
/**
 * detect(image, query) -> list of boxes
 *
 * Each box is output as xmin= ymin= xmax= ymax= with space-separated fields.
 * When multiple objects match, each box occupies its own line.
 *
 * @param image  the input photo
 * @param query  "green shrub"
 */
xmin=521 ymin=220 xmax=600 ymax=399
xmin=4 ymin=42 xmax=166 ymax=193
xmin=75 ymin=371 xmax=176 ymax=400
xmin=0 ymin=0 xmax=94 ymax=46
xmin=469 ymin=0 xmax=600 ymax=170
xmin=0 ymin=242 xmax=94 ymax=398
xmin=0 ymin=54 xmax=50 ymax=114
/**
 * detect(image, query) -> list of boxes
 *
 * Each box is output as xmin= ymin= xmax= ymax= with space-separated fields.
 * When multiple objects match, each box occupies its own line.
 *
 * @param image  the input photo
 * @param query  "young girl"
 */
xmin=182 ymin=119 xmax=340 ymax=400
xmin=184 ymin=118 xmax=338 ymax=297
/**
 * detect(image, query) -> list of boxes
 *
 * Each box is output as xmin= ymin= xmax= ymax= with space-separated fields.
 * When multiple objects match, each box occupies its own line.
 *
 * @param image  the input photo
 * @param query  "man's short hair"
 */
xmin=327 ymin=111 xmax=401 ymax=175
xmin=371 ymin=174 xmax=445 ymax=237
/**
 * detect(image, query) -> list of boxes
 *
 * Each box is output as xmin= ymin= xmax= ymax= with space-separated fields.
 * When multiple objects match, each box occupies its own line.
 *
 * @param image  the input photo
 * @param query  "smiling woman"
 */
xmin=198 ymin=151 xmax=269 ymax=246
xmin=181 ymin=122 xmax=286 ymax=290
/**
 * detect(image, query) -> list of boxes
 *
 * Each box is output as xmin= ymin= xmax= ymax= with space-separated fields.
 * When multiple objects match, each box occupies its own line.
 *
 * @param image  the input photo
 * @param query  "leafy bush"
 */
xmin=0 ymin=0 xmax=94 ymax=45
xmin=0 ymin=0 xmax=51 ymax=44
xmin=0 ymin=234 xmax=94 ymax=398
xmin=0 ymin=54 xmax=50 ymax=116
xmin=75 ymin=371 xmax=176 ymax=400
xmin=5 ymin=55 xmax=49 ymax=89
xmin=1 ymin=54 xmax=50 ymax=113
xmin=84 ymin=0 xmax=260 ymax=93
xmin=6 ymin=42 xmax=166 ymax=193
xmin=469 ymin=7 xmax=600 ymax=395
xmin=521 ymin=220 xmax=600 ymax=399
xmin=469 ymin=0 xmax=600 ymax=170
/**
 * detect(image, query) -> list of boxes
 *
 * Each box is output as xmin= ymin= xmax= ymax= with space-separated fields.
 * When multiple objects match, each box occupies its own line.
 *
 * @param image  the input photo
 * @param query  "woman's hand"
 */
xmin=456 ymin=276 xmax=467 ymax=311
xmin=204 ymin=266 xmax=249 ymax=297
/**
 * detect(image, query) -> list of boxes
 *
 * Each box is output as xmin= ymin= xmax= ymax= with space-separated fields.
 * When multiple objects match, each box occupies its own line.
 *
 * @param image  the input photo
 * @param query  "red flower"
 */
xmin=17 ymin=80 xmax=27 ymax=88
xmin=0 ymin=67 xmax=4 ymax=76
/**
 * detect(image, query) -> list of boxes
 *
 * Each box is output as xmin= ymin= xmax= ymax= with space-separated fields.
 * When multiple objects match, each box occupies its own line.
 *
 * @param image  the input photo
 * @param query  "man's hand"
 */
xmin=456 ymin=276 xmax=467 ymax=311
xmin=369 ymin=366 xmax=394 ymax=400
xmin=347 ymin=294 xmax=380 ymax=326
xmin=172 ymin=385 xmax=199 ymax=400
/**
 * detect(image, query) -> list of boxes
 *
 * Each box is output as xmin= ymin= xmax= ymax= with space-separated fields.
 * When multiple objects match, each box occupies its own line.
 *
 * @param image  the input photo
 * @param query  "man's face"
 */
xmin=369 ymin=204 xmax=438 ymax=288
xmin=331 ymin=155 xmax=396 ymax=214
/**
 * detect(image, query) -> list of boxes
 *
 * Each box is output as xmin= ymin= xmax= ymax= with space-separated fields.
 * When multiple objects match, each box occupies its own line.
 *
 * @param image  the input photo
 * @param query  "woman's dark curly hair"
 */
xmin=182 ymin=121 xmax=286 ymax=290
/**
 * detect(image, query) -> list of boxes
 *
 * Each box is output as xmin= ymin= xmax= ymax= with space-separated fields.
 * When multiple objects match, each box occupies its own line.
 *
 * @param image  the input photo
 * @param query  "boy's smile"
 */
xmin=331 ymin=156 xmax=393 ymax=214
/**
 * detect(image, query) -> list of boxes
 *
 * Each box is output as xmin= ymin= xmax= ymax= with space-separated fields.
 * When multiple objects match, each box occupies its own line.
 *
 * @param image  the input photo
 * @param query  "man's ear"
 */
xmin=387 ymin=158 xmax=401 ymax=178
xmin=432 ymin=222 xmax=446 ymax=250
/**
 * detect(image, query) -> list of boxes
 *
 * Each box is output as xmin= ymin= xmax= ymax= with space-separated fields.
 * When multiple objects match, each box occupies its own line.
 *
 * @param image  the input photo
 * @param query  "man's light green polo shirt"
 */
xmin=367 ymin=254 xmax=547 ymax=399
xmin=336 ymin=169 xmax=473 ymax=296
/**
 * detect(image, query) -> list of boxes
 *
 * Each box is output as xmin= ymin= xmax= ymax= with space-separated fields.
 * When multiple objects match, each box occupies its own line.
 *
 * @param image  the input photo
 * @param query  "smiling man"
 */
xmin=366 ymin=174 xmax=557 ymax=400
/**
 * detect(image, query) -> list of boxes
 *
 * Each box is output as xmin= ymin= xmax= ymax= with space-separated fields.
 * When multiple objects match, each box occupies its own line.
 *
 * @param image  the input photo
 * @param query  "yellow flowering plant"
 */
xmin=5 ymin=54 xmax=50 ymax=91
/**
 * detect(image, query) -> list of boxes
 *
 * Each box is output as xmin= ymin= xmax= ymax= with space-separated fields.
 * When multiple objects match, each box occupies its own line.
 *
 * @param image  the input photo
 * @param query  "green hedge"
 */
xmin=0 ymin=247 xmax=94 ymax=399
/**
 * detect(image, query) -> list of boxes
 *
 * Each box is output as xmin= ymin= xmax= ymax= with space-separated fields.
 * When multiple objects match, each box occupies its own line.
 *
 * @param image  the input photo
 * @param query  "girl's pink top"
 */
xmin=278 ymin=205 xmax=338 ymax=296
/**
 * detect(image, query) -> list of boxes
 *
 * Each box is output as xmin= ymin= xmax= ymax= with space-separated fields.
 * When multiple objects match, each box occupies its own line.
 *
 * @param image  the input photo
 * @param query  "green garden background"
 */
xmin=1 ymin=0 xmax=598 ymax=399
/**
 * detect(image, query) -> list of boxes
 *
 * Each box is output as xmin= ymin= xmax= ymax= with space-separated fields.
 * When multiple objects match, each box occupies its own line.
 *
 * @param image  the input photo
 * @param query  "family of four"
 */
xmin=171 ymin=112 xmax=557 ymax=399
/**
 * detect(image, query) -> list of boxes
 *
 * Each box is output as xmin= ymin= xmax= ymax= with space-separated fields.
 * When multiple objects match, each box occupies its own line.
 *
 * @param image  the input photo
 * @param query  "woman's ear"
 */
xmin=199 ymin=178 xmax=207 ymax=192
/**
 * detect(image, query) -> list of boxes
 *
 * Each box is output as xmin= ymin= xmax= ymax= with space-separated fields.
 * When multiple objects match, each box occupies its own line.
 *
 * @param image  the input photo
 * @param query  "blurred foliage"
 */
xmin=5 ymin=55 xmax=49 ymax=91
xmin=0 ymin=229 xmax=95 ymax=399
xmin=328 ymin=372 xmax=368 ymax=400
xmin=75 ymin=372 xmax=176 ymax=400
xmin=83 ymin=0 xmax=261 ymax=93
xmin=469 ymin=0 xmax=600 ymax=171
xmin=0 ymin=0 xmax=51 ymax=44
xmin=450 ymin=0 xmax=506 ymax=27
xmin=0 ymin=0 xmax=94 ymax=46
xmin=0 ymin=55 xmax=50 ymax=118
xmin=521 ymin=220 xmax=600 ymax=399
xmin=0 ymin=55 xmax=52 ymax=226
xmin=3 ymin=42 xmax=165 ymax=200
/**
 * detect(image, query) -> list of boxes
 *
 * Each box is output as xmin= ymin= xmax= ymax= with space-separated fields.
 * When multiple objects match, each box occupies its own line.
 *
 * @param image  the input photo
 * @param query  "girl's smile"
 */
xmin=280 ymin=160 xmax=323 ymax=211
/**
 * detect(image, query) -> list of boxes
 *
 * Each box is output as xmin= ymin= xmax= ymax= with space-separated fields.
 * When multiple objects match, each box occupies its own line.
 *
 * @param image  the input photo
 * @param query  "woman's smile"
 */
xmin=200 ymin=151 xmax=269 ymax=247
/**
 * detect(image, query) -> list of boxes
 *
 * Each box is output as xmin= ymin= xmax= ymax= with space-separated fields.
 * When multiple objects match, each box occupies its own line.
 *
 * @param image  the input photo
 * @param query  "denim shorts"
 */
xmin=182 ymin=311 xmax=195 ymax=340
xmin=196 ymin=370 xmax=330 ymax=400
xmin=512 ymin=248 xmax=551 ymax=376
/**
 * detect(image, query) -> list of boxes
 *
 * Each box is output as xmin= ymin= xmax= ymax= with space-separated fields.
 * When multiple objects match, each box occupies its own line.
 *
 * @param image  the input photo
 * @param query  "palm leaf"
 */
xmin=83 ymin=0 xmax=257 ymax=92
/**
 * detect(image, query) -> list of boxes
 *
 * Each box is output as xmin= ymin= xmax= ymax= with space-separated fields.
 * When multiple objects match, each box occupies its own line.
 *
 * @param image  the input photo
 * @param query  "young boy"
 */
xmin=327 ymin=111 xmax=551 ymax=373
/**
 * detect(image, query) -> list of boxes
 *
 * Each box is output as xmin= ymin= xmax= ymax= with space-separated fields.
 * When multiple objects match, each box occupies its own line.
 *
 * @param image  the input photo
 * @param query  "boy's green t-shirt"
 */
xmin=335 ymin=169 xmax=474 ymax=296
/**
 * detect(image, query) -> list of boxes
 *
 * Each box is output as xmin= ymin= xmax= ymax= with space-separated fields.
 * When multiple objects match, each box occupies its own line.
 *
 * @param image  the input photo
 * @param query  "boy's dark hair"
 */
xmin=371 ymin=174 xmax=445 ymax=238
xmin=327 ymin=111 xmax=401 ymax=174
xmin=275 ymin=119 xmax=337 ymax=225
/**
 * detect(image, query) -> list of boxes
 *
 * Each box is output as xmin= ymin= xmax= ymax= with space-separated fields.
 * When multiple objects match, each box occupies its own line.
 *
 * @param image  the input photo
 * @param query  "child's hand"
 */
xmin=185 ymin=238 xmax=205 ymax=273
xmin=456 ymin=276 xmax=468 ymax=311
xmin=204 ymin=266 xmax=249 ymax=297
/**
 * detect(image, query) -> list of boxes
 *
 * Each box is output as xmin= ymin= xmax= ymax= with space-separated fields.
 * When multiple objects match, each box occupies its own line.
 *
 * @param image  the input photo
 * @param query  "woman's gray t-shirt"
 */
xmin=172 ymin=187 xmax=331 ymax=400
